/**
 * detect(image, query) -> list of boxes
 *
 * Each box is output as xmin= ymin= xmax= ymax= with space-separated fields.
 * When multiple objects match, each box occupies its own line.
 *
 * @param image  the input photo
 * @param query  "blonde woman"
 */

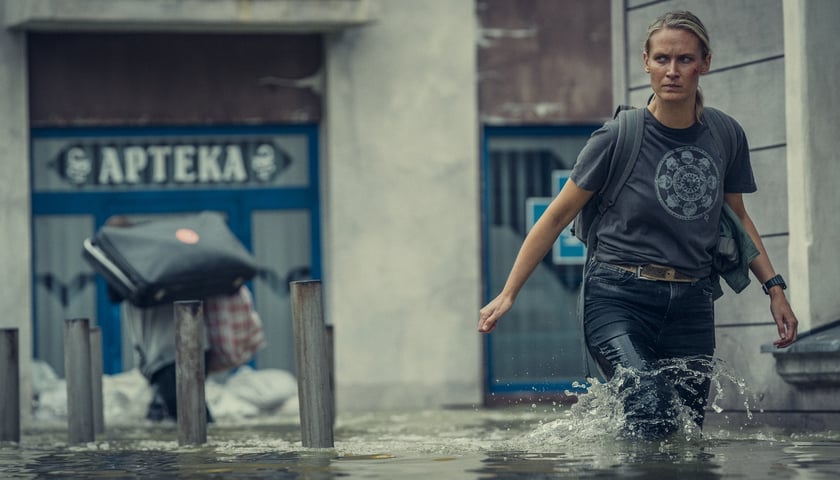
xmin=479 ymin=11 xmax=797 ymax=439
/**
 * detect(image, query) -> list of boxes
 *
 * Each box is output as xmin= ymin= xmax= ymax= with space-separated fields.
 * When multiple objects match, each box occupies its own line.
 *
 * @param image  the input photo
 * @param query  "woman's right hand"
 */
xmin=477 ymin=180 xmax=593 ymax=335
xmin=478 ymin=294 xmax=513 ymax=333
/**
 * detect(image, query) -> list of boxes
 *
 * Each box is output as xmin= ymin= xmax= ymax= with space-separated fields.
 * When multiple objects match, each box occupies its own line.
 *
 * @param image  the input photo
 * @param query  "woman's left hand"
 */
xmin=770 ymin=292 xmax=798 ymax=348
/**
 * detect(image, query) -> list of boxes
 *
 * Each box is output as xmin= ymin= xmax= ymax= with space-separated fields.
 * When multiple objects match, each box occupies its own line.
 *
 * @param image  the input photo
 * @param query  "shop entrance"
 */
xmin=31 ymin=125 xmax=320 ymax=377
xmin=481 ymin=125 xmax=599 ymax=401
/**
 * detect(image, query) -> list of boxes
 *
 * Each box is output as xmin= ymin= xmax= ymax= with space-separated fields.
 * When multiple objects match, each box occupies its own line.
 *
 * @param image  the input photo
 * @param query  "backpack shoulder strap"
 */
xmin=599 ymin=106 xmax=645 ymax=214
xmin=702 ymin=106 xmax=738 ymax=162
xmin=583 ymin=106 xmax=645 ymax=249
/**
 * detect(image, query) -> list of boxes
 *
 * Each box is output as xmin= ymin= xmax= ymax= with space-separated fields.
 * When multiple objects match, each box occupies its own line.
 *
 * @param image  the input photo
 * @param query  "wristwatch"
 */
xmin=762 ymin=274 xmax=787 ymax=295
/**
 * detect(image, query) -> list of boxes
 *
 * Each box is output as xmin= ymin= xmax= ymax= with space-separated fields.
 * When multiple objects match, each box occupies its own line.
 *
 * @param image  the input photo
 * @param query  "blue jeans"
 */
xmin=583 ymin=261 xmax=716 ymax=439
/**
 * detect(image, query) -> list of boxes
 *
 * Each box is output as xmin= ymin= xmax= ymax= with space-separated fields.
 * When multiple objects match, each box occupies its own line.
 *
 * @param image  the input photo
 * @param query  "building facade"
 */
xmin=1 ymin=0 xmax=837 ymax=426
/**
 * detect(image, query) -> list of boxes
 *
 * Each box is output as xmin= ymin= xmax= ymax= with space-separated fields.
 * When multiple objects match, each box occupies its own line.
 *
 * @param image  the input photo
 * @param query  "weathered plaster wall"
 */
xmin=784 ymin=0 xmax=840 ymax=333
xmin=0 ymin=4 xmax=32 ymax=425
xmin=325 ymin=0 xmax=482 ymax=411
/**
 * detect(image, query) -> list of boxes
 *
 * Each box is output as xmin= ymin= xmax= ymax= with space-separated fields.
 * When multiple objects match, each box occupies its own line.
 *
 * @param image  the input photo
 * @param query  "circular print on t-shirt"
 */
xmin=655 ymin=145 xmax=719 ymax=220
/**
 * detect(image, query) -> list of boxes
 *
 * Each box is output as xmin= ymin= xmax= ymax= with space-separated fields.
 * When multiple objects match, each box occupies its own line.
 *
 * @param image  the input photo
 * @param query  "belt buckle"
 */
xmin=636 ymin=264 xmax=676 ymax=281
xmin=635 ymin=265 xmax=655 ymax=281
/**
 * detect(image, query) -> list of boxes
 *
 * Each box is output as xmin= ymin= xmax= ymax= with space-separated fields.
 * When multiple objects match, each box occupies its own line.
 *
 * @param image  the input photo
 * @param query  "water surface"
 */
xmin=2 ymin=406 xmax=839 ymax=479
xmin=5 ymin=359 xmax=839 ymax=479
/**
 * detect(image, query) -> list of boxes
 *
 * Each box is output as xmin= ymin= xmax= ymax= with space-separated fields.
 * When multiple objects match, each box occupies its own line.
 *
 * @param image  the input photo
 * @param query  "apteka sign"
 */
xmin=56 ymin=140 xmax=291 ymax=187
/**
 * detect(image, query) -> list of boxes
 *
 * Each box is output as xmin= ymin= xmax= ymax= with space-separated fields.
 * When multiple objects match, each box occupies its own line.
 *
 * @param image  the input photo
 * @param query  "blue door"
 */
xmin=31 ymin=125 xmax=320 ymax=376
xmin=482 ymin=125 xmax=598 ymax=399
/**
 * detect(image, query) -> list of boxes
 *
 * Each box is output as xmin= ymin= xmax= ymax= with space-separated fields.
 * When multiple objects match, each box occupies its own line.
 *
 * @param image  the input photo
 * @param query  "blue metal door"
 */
xmin=482 ymin=125 xmax=598 ymax=400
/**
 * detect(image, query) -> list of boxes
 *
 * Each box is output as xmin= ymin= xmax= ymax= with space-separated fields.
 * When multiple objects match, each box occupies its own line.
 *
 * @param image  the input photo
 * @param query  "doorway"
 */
xmin=31 ymin=124 xmax=320 ymax=376
xmin=481 ymin=125 xmax=598 ymax=401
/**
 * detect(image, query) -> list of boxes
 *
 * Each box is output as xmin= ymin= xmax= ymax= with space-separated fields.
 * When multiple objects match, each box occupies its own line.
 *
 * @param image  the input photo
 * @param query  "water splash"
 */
xmin=706 ymin=357 xmax=756 ymax=420
xmin=510 ymin=356 xmax=758 ymax=451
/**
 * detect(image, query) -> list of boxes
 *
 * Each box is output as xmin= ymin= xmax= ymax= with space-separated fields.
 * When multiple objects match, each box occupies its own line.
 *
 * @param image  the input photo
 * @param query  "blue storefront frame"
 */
xmin=481 ymin=124 xmax=599 ymax=398
xmin=30 ymin=123 xmax=321 ymax=374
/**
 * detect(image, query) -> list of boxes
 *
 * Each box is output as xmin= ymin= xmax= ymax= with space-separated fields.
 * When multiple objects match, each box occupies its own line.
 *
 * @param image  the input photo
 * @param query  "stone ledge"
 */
xmin=705 ymin=410 xmax=840 ymax=430
xmin=762 ymin=319 xmax=840 ymax=387
xmin=4 ymin=0 xmax=378 ymax=33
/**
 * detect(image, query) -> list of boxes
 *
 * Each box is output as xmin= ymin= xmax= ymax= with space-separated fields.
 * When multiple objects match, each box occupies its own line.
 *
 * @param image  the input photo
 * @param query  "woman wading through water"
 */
xmin=478 ymin=10 xmax=798 ymax=440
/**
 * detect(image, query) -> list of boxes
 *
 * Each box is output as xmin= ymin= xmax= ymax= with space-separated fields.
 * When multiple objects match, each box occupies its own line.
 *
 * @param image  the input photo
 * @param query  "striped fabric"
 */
xmin=205 ymin=286 xmax=266 ymax=373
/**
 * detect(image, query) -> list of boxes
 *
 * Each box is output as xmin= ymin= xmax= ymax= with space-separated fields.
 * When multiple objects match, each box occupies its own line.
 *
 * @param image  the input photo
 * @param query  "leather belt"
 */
xmin=611 ymin=264 xmax=698 ymax=283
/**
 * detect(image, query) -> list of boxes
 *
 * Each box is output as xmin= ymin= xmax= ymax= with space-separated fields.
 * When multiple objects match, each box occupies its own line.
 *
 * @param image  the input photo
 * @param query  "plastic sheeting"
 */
xmin=31 ymin=360 xmax=298 ymax=426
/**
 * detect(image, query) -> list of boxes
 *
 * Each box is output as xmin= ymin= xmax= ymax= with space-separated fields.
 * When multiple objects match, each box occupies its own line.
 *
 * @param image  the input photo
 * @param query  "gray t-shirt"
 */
xmin=571 ymin=108 xmax=757 ymax=278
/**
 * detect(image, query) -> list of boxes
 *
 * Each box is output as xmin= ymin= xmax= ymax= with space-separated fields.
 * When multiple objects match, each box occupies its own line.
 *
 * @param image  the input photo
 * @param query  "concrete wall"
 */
xmin=784 ymin=0 xmax=840 ymax=333
xmin=0 ymin=3 xmax=32 ymax=425
xmin=324 ymin=0 xmax=482 ymax=411
xmin=615 ymin=0 xmax=840 ymax=414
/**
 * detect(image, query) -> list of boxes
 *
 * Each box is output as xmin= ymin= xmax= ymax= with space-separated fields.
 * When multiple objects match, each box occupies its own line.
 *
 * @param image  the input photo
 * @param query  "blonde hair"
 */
xmin=644 ymin=11 xmax=712 ymax=122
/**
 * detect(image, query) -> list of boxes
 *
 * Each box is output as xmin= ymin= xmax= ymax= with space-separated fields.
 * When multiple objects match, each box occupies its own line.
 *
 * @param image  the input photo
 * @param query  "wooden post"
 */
xmin=290 ymin=280 xmax=334 ymax=448
xmin=175 ymin=300 xmax=207 ymax=446
xmin=64 ymin=318 xmax=94 ymax=444
xmin=89 ymin=327 xmax=105 ymax=435
xmin=0 ymin=328 xmax=20 ymax=443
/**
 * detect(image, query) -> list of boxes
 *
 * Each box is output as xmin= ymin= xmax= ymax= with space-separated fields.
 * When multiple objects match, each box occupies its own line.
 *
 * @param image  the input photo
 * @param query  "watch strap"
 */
xmin=762 ymin=274 xmax=787 ymax=295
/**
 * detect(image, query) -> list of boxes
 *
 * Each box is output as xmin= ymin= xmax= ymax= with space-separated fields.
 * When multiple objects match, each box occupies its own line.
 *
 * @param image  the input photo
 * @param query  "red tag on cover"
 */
xmin=175 ymin=228 xmax=200 ymax=245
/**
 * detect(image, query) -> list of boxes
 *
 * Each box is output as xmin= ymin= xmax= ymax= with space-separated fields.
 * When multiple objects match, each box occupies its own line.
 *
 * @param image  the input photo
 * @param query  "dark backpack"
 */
xmin=571 ymin=104 xmax=737 ymax=250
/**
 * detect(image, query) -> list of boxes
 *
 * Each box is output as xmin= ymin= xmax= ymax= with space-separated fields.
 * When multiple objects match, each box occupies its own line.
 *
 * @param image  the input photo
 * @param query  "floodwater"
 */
xmin=3 ymin=361 xmax=840 ymax=479
xmin=3 ymin=407 xmax=840 ymax=479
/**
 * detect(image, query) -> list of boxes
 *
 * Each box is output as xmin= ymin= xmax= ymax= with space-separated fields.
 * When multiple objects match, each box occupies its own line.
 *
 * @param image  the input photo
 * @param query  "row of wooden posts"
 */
xmin=0 ymin=280 xmax=335 ymax=448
